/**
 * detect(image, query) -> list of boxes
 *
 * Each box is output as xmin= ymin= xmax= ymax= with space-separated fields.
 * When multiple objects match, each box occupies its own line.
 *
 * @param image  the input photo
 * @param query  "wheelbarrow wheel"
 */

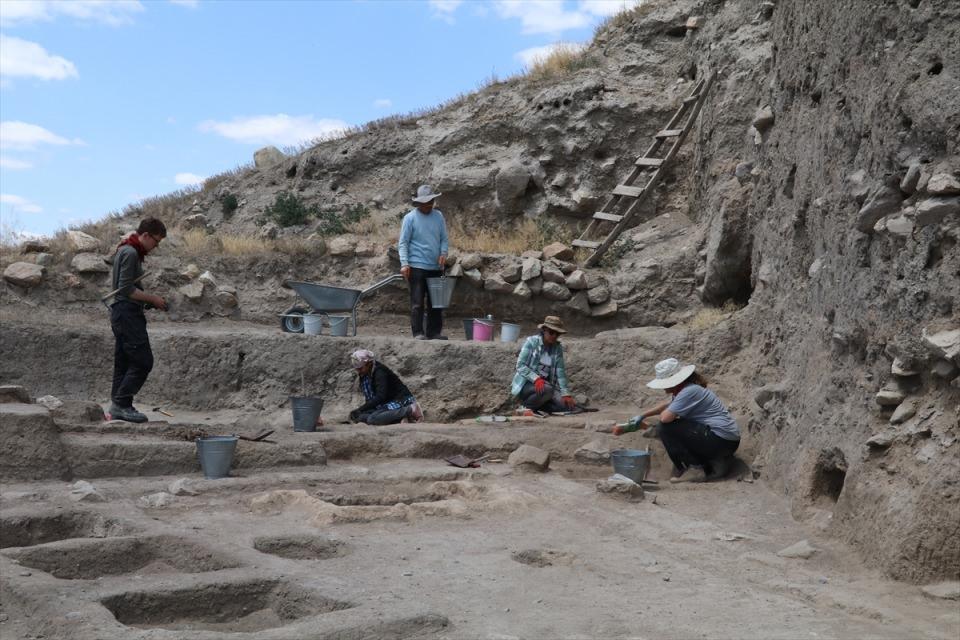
xmin=280 ymin=305 xmax=309 ymax=333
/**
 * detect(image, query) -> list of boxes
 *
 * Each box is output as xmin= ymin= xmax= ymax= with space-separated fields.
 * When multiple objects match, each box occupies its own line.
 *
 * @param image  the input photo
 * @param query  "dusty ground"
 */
xmin=1 ymin=410 xmax=958 ymax=640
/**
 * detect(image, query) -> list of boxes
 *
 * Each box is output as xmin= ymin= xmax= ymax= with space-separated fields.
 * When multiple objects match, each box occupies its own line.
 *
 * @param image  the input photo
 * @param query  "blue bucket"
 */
xmin=610 ymin=449 xmax=651 ymax=483
xmin=196 ymin=436 xmax=238 ymax=479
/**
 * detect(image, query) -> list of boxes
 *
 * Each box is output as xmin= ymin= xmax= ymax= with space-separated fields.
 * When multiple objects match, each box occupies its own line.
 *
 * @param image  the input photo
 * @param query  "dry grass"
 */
xmin=592 ymin=0 xmax=661 ymax=42
xmin=687 ymin=300 xmax=745 ymax=330
xmin=449 ymin=217 xmax=575 ymax=255
xmin=525 ymin=43 xmax=591 ymax=80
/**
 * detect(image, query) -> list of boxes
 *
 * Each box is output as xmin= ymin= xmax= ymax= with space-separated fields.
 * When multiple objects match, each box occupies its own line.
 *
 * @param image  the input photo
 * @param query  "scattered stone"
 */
xmin=31 ymin=252 xmax=53 ymax=267
xmin=3 ymin=262 xmax=45 ymax=288
xmin=922 ymin=328 xmax=960 ymax=364
xmin=915 ymin=197 xmax=959 ymax=227
xmin=501 ymin=262 xmax=523 ymax=283
xmin=685 ymin=15 xmax=703 ymax=29
xmin=596 ymin=475 xmax=644 ymax=501
xmin=67 ymin=230 xmax=101 ymax=253
xmin=553 ymin=259 xmax=577 ymax=275
xmin=752 ymin=105 xmax=775 ymax=132
xmin=891 ymin=357 xmax=918 ymax=377
xmin=181 ymin=263 xmax=201 ymax=280
xmin=575 ymin=440 xmax=611 ymax=465
xmin=931 ymin=359 xmax=959 ymax=379
xmin=541 ymin=281 xmax=572 ymax=301
xmin=921 ymin=581 xmax=960 ymax=600
xmin=0 ymin=385 xmax=31 ymax=404
xmin=566 ymin=290 xmax=591 ymax=315
xmin=62 ymin=273 xmax=82 ymax=288
xmin=459 ymin=253 xmax=482 ymax=270
xmin=70 ymin=480 xmax=105 ymax=503
xmin=565 ymin=270 xmax=588 ymax=290
xmin=521 ymin=257 xmax=542 ymax=281
xmin=258 ymin=222 xmax=279 ymax=240
xmin=540 ymin=263 xmax=566 ymax=284
xmin=483 ymin=274 xmax=514 ymax=293
xmin=527 ymin=276 xmax=543 ymax=295
xmin=463 ymin=268 xmax=483 ymax=287
xmin=875 ymin=387 xmax=906 ymax=407
xmin=51 ymin=400 xmax=104 ymax=423
xmin=512 ymin=281 xmax=533 ymax=300
xmin=734 ymin=162 xmax=753 ymax=183
xmin=520 ymin=250 xmax=542 ymax=260
xmin=21 ymin=239 xmax=49 ymax=253
xmin=508 ymin=444 xmax=550 ymax=472
xmin=446 ymin=262 xmax=464 ymax=277
xmin=885 ymin=216 xmax=913 ymax=236
xmin=856 ymin=186 xmax=903 ymax=232
xmin=36 ymin=395 xmax=63 ymax=411
xmin=198 ymin=270 xmax=217 ymax=289
xmin=866 ymin=433 xmax=895 ymax=449
xmin=304 ymin=233 xmax=327 ymax=254
xmin=776 ymin=540 xmax=817 ymax=559
xmin=542 ymin=242 xmax=574 ymax=261
xmin=355 ymin=241 xmax=378 ymax=257
xmin=215 ymin=287 xmax=239 ymax=308
xmin=254 ymin=145 xmax=286 ymax=168
xmin=900 ymin=164 xmax=921 ymax=195
xmin=754 ymin=383 xmax=788 ymax=409
xmin=585 ymin=419 xmax=616 ymax=433
xmin=327 ymin=237 xmax=356 ymax=257
xmin=138 ymin=492 xmax=176 ymax=509
xmin=590 ymin=299 xmax=618 ymax=318
xmin=179 ymin=281 xmax=204 ymax=301
xmin=586 ymin=284 xmax=610 ymax=305
xmin=70 ymin=253 xmax=110 ymax=274
xmin=926 ymin=173 xmax=960 ymax=196
xmin=180 ymin=213 xmax=209 ymax=231
xmin=168 ymin=478 xmax=198 ymax=496
xmin=890 ymin=400 xmax=917 ymax=425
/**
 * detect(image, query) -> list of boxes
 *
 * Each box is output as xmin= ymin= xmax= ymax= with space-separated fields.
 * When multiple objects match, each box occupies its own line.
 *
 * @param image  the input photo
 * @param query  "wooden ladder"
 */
xmin=573 ymin=72 xmax=715 ymax=267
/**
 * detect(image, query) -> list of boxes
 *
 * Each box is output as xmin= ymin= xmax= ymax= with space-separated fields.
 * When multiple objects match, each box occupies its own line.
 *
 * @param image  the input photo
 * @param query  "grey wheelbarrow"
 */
xmin=279 ymin=274 xmax=405 ymax=335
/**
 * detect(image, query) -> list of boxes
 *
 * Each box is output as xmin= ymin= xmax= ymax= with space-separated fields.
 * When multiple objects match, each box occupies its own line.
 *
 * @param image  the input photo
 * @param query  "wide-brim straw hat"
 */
xmin=412 ymin=184 xmax=442 ymax=203
xmin=537 ymin=315 xmax=567 ymax=334
xmin=646 ymin=358 xmax=696 ymax=389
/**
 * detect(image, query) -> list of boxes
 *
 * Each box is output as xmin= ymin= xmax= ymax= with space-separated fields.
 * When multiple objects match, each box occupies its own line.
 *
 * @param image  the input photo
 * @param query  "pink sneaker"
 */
xmin=408 ymin=402 xmax=424 ymax=423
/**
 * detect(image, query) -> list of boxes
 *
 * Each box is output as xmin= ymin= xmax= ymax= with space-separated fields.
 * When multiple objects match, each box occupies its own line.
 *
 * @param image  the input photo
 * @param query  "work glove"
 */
xmin=562 ymin=395 xmax=575 ymax=409
xmin=533 ymin=377 xmax=546 ymax=394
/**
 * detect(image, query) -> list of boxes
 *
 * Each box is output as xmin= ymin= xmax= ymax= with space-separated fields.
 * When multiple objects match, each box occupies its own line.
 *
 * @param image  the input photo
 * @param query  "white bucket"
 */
xmin=303 ymin=314 xmax=323 ymax=336
xmin=328 ymin=316 xmax=349 ymax=337
xmin=500 ymin=322 xmax=521 ymax=342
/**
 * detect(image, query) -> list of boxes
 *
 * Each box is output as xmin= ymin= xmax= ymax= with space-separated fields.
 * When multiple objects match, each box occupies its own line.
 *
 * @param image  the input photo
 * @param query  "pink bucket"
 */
xmin=472 ymin=319 xmax=494 ymax=342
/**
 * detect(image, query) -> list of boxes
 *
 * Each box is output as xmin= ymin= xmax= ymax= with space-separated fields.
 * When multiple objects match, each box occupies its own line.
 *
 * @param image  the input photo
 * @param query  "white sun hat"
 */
xmin=646 ymin=358 xmax=696 ymax=389
xmin=412 ymin=184 xmax=442 ymax=203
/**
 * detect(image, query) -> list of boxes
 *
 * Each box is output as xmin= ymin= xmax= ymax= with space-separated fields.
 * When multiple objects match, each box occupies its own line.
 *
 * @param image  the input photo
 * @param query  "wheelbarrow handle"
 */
xmin=359 ymin=273 xmax=405 ymax=298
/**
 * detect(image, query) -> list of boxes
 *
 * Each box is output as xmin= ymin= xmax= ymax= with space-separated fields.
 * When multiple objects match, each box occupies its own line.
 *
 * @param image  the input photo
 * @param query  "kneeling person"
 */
xmin=348 ymin=349 xmax=423 ymax=425
xmin=510 ymin=316 xmax=576 ymax=413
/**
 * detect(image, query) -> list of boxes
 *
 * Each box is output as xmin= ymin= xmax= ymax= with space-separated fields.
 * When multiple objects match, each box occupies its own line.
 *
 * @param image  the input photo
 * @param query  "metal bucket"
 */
xmin=426 ymin=276 xmax=457 ymax=309
xmin=196 ymin=436 xmax=238 ymax=479
xmin=303 ymin=314 xmax=323 ymax=336
xmin=290 ymin=396 xmax=324 ymax=432
xmin=328 ymin=316 xmax=349 ymax=337
xmin=500 ymin=322 xmax=520 ymax=342
xmin=462 ymin=318 xmax=473 ymax=340
xmin=610 ymin=449 xmax=651 ymax=484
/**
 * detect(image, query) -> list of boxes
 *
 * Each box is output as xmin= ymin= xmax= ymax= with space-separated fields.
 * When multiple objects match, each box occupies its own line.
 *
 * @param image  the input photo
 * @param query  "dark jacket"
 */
xmin=356 ymin=362 xmax=412 ymax=412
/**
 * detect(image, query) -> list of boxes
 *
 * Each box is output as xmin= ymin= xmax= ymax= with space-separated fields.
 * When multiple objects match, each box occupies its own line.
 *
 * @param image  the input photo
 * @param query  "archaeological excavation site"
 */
xmin=1 ymin=0 xmax=958 ymax=638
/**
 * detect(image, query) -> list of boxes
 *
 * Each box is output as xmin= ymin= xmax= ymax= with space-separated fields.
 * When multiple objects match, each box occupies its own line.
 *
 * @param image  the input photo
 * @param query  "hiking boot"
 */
xmin=414 ymin=334 xmax=427 ymax=340
xmin=428 ymin=334 xmax=448 ymax=340
xmin=109 ymin=404 xmax=148 ymax=423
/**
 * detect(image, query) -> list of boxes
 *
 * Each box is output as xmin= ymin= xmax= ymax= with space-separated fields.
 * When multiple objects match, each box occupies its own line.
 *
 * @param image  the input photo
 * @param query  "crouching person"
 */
xmin=511 ymin=316 xmax=577 ymax=414
xmin=348 ymin=349 xmax=423 ymax=425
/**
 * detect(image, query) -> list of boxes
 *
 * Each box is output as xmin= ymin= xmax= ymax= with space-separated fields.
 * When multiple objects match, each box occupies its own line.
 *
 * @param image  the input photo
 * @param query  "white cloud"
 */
xmin=579 ymin=0 xmax=645 ymax=17
xmin=174 ymin=172 xmax=206 ymax=185
xmin=198 ymin=114 xmax=349 ymax=146
xmin=0 ymin=156 xmax=33 ymax=169
xmin=493 ymin=0 xmax=591 ymax=34
xmin=0 ymin=121 xmax=78 ymax=150
xmin=169 ymin=0 xmax=199 ymax=7
xmin=515 ymin=41 xmax=586 ymax=67
xmin=0 ymin=34 xmax=78 ymax=82
xmin=373 ymin=98 xmax=392 ymax=109
xmin=0 ymin=1 xmax=145 ymax=27
xmin=0 ymin=193 xmax=43 ymax=213
xmin=429 ymin=0 xmax=462 ymax=22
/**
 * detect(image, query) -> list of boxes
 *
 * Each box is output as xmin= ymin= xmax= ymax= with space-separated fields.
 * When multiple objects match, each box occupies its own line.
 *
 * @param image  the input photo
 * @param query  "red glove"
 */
xmin=612 ymin=425 xmax=625 ymax=436
xmin=562 ymin=395 xmax=575 ymax=409
xmin=534 ymin=377 xmax=546 ymax=393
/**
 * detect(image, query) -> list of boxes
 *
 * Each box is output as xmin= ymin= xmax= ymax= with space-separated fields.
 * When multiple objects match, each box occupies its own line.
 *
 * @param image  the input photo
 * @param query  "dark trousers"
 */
xmin=358 ymin=406 xmax=409 ymax=425
xmin=110 ymin=301 xmax=154 ymax=408
xmin=519 ymin=380 xmax=566 ymax=412
xmin=658 ymin=418 xmax=739 ymax=474
xmin=409 ymin=267 xmax=443 ymax=337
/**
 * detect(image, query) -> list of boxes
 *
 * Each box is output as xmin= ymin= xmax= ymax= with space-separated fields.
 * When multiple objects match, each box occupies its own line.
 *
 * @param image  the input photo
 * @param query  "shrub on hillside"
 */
xmin=316 ymin=203 xmax=370 ymax=236
xmin=260 ymin=192 xmax=317 ymax=227
xmin=220 ymin=193 xmax=239 ymax=217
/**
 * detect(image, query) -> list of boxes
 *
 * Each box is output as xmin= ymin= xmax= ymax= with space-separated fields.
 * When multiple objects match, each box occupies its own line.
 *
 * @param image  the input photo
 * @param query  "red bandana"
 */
xmin=117 ymin=233 xmax=147 ymax=262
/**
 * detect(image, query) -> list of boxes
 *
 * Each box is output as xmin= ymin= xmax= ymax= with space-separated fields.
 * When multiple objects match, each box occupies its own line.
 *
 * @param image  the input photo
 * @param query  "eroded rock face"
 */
xmin=3 ymin=262 xmax=45 ymax=288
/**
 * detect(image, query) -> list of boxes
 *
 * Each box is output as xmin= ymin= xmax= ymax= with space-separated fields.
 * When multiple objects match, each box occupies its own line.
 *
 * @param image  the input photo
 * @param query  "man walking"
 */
xmin=107 ymin=217 xmax=167 ymax=423
xmin=399 ymin=184 xmax=448 ymax=340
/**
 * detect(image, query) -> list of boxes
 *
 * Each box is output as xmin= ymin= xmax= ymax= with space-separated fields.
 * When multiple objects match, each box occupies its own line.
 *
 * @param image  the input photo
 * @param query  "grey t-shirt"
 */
xmin=667 ymin=384 xmax=740 ymax=441
xmin=110 ymin=244 xmax=144 ymax=306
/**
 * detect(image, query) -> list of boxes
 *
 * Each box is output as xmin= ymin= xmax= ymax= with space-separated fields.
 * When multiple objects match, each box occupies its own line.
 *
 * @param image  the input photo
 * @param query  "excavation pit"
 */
xmin=0 ymin=511 xmax=132 ymax=549
xmin=253 ymin=534 xmax=349 ymax=560
xmin=100 ymin=579 xmax=352 ymax=632
xmin=3 ymin=535 xmax=240 ymax=579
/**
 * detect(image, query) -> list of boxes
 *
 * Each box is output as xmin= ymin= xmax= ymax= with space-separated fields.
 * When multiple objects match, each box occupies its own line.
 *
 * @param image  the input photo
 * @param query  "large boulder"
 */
xmin=495 ymin=162 xmax=531 ymax=211
xmin=922 ymin=328 xmax=960 ymax=364
xmin=254 ymin=145 xmax=286 ymax=168
xmin=508 ymin=444 xmax=550 ymax=472
xmin=566 ymin=290 xmax=591 ymax=315
xmin=915 ymin=197 xmax=959 ymax=227
xmin=587 ymin=284 xmax=611 ymax=305
xmin=521 ymin=257 xmax=542 ymax=281
xmin=3 ymin=262 xmax=45 ymax=288
xmin=926 ymin=173 xmax=960 ymax=196
xmin=483 ymin=274 xmax=514 ymax=293
xmin=565 ymin=270 xmax=588 ymax=290
xmin=541 ymin=281 xmax=572 ymax=301
xmin=327 ymin=237 xmax=356 ymax=257
xmin=703 ymin=178 xmax=753 ymax=303
xmin=67 ymin=230 xmax=101 ymax=253
xmin=540 ymin=263 xmax=566 ymax=284
xmin=856 ymin=186 xmax=902 ymax=232
xmin=0 ymin=404 xmax=70 ymax=481
xmin=542 ymin=242 xmax=574 ymax=261
xmin=71 ymin=253 xmax=110 ymax=274
xmin=180 ymin=213 xmax=210 ymax=231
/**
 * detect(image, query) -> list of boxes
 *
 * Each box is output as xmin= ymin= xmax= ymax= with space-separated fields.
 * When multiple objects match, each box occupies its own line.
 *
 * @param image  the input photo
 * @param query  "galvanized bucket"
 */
xmin=610 ymin=449 xmax=651 ymax=484
xmin=196 ymin=436 xmax=238 ymax=479
xmin=426 ymin=276 xmax=457 ymax=309
xmin=290 ymin=396 xmax=323 ymax=432
xmin=328 ymin=316 xmax=349 ymax=337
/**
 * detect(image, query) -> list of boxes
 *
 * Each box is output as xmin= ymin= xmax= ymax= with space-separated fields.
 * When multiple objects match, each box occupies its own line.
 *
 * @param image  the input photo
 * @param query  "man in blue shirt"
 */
xmin=398 ymin=185 xmax=449 ymax=339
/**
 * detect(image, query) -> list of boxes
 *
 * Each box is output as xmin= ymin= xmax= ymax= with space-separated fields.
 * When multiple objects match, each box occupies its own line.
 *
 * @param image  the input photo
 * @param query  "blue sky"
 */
xmin=0 ymin=0 xmax=642 ymax=237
